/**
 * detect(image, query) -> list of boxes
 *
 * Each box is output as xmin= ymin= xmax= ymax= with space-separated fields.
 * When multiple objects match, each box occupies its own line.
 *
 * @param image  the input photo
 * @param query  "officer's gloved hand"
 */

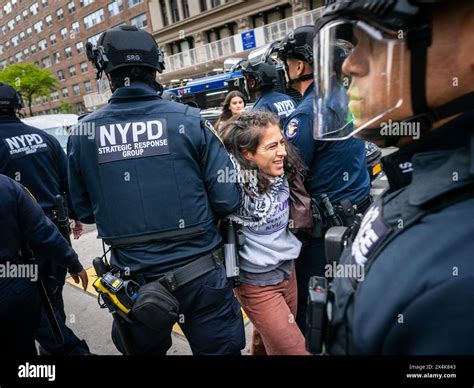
xmin=71 ymin=268 xmax=88 ymax=291
xmin=72 ymin=220 xmax=84 ymax=240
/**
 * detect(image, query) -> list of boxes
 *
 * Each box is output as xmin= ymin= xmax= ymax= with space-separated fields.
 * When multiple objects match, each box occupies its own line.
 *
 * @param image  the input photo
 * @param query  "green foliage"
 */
xmin=0 ymin=63 xmax=58 ymax=116
xmin=59 ymin=101 xmax=73 ymax=113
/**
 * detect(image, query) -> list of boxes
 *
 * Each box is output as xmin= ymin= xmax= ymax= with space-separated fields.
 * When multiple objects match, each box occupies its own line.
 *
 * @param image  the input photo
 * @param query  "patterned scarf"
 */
xmin=226 ymin=154 xmax=286 ymax=227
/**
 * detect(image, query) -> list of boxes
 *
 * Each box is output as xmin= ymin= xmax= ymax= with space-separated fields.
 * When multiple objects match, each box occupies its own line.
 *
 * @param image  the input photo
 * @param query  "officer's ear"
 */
xmin=296 ymin=60 xmax=309 ymax=77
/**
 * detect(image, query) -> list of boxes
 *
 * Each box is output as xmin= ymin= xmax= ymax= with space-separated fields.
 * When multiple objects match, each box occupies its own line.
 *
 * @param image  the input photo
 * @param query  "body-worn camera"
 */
xmin=220 ymin=219 xmax=246 ymax=286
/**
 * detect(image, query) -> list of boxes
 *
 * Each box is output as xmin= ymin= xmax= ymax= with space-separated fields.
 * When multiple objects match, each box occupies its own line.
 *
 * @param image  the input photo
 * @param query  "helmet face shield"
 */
xmin=313 ymin=20 xmax=406 ymax=140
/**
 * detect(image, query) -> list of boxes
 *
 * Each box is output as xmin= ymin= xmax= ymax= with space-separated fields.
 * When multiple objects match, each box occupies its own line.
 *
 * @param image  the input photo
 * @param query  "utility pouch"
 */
xmin=132 ymin=279 xmax=180 ymax=331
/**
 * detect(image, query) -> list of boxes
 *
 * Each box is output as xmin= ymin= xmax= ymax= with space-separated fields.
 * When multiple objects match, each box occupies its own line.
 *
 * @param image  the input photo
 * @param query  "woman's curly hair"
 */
xmin=221 ymin=111 xmax=307 ymax=194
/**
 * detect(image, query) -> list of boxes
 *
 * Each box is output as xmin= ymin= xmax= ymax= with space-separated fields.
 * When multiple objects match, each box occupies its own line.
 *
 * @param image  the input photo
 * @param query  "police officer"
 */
xmin=69 ymin=25 xmax=245 ymax=355
xmin=239 ymin=59 xmax=296 ymax=127
xmin=161 ymin=90 xmax=181 ymax=103
xmin=0 ymin=175 xmax=87 ymax=356
xmin=0 ymin=83 xmax=91 ymax=355
xmin=313 ymin=0 xmax=474 ymax=354
xmin=278 ymin=26 xmax=371 ymax=333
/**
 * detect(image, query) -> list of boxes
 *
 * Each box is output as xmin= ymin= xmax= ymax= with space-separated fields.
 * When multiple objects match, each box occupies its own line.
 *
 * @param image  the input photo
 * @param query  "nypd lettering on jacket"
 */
xmin=273 ymin=100 xmax=296 ymax=118
xmin=3 ymin=134 xmax=48 ymax=159
xmin=351 ymin=202 xmax=391 ymax=266
xmin=96 ymin=119 xmax=170 ymax=163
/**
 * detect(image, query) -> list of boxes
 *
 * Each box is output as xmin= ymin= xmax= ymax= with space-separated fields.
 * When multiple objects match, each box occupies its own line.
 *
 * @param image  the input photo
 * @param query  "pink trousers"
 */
xmin=234 ymin=267 xmax=310 ymax=355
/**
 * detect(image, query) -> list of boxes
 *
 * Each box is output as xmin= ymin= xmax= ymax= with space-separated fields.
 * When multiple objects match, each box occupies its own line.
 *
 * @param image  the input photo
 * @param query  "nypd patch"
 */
xmin=285 ymin=118 xmax=301 ymax=140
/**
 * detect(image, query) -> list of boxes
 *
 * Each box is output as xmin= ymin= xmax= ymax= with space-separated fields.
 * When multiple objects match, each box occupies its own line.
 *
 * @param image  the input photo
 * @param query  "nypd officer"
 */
xmin=0 ymin=174 xmax=87 ymax=356
xmin=278 ymin=26 xmax=371 ymax=333
xmin=0 ymin=83 xmax=91 ymax=355
xmin=238 ymin=59 xmax=296 ymax=127
xmin=68 ymin=26 xmax=245 ymax=355
xmin=313 ymin=0 xmax=474 ymax=354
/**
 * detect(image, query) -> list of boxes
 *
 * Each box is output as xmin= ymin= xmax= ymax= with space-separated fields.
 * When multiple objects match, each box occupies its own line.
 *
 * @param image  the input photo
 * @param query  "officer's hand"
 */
xmin=71 ymin=269 xmax=88 ymax=291
xmin=72 ymin=220 xmax=84 ymax=240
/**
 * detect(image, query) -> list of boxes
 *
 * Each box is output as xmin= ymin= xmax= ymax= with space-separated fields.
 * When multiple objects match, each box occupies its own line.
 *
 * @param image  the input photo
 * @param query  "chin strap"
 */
xmin=287 ymin=73 xmax=313 ymax=88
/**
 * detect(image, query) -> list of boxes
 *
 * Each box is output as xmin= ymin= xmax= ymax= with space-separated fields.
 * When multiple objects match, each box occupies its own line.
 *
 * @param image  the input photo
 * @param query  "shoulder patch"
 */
xmin=204 ymin=120 xmax=225 ymax=147
xmin=285 ymin=118 xmax=301 ymax=141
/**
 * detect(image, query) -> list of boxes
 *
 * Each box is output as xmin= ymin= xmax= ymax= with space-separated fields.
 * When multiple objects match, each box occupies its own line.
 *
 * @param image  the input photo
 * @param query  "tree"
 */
xmin=59 ymin=101 xmax=73 ymax=113
xmin=0 ymin=63 xmax=58 ymax=116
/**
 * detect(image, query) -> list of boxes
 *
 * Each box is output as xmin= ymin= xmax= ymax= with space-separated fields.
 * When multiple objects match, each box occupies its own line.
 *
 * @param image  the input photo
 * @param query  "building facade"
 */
xmin=149 ymin=0 xmax=324 ymax=86
xmin=0 ymin=0 xmax=151 ymax=116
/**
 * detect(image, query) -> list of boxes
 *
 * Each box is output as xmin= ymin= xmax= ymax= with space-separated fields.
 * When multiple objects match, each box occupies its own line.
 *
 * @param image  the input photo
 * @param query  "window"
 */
xmin=54 ymin=52 xmax=61 ymax=63
xmin=159 ymin=0 xmax=169 ymax=26
xmin=60 ymin=27 xmax=68 ymax=40
xmin=84 ymin=80 xmax=92 ymax=93
xmin=199 ymin=0 xmax=207 ymax=11
xmin=76 ymin=103 xmax=85 ymax=114
xmin=19 ymin=31 xmax=25 ymax=41
xmin=67 ymin=1 xmax=75 ymax=13
xmin=72 ymin=22 xmax=80 ymax=34
xmin=0 ymin=60 xmax=7 ymax=71
xmin=83 ymin=9 xmax=105 ymax=29
xmin=22 ymin=9 xmax=29 ymax=20
xmin=30 ymin=3 xmax=39 ymax=15
xmin=127 ymin=0 xmax=143 ymax=7
xmin=80 ymin=0 xmax=95 ymax=6
xmin=9 ymin=56 xmax=14 ymax=65
xmin=57 ymin=69 xmax=65 ymax=80
xmin=0 ymin=45 xmax=3 ymax=55
xmin=51 ymin=91 xmax=59 ymax=101
xmin=69 ymin=65 xmax=76 ymax=76
xmin=62 ymin=88 xmax=69 ymax=98
xmin=56 ymin=8 xmax=64 ymax=20
xmin=23 ymin=48 xmax=29 ymax=57
xmin=65 ymin=46 xmax=72 ymax=58
xmin=42 ymin=0 xmax=48 ymax=8
xmin=80 ymin=61 xmax=88 ymax=73
xmin=3 ymin=3 xmax=12 ymax=15
xmin=130 ymin=13 xmax=147 ymax=29
xmin=45 ymin=15 xmax=53 ymax=27
xmin=42 ymin=56 xmax=51 ymax=68
xmin=7 ymin=20 xmax=15 ymax=31
xmin=182 ymin=0 xmax=190 ymax=18
xmin=171 ymin=0 xmax=179 ymax=23
xmin=15 ymin=52 xmax=23 ymax=63
xmin=30 ymin=44 xmax=37 ymax=54
xmin=76 ymin=42 xmax=84 ymax=54
xmin=38 ymin=39 xmax=47 ymax=51
xmin=5 ymin=42 xmax=10 ymax=50
xmin=72 ymin=84 xmax=80 ymax=96
xmin=108 ymin=0 xmax=123 ymax=16
xmin=211 ymin=0 xmax=221 ymax=6
xmin=26 ymin=28 xmax=32 ymax=38
xmin=12 ymin=36 xmax=19 ymax=47
xmin=50 ymin=33 xmax=57 ymax=45
xmin=15 ymin=15 xmax=21 ymax=25
xmin=34 ymin=21 xmax=43 ymax=33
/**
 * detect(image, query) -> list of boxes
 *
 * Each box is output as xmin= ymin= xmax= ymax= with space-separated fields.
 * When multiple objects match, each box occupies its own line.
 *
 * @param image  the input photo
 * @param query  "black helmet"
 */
xmin=278 ymin=25 xmax=316 ymax=65
xmin=239 ymin=60 xmax=278 ymax=89
xmin=0 ymin=83 xmax=24 ymax=110
xmin=86 ymin=25 xmax=165 ymax=79
xmin=161 ymin=90 xmax=181 ymax=102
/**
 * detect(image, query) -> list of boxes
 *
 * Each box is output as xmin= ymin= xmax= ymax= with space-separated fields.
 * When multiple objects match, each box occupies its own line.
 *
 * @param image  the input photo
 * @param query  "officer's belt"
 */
xmin=104 ymin=226 xmax=205 ymax=248
xmin=131 ymin=247 xmax=224 ymax=292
